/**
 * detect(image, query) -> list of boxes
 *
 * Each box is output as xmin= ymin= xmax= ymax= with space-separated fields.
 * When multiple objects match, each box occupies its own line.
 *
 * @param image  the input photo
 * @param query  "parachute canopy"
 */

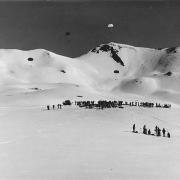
xmin=107 ymin=24 xmax=114 ymax=28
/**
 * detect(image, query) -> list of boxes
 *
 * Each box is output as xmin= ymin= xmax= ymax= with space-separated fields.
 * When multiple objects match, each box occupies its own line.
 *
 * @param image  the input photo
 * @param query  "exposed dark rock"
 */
xmin=165 ymin=71 xmax=172 ymax=76
xmin=60 ymin=70 xmax=66 ymax=73
xmin=114 ymin=70 xmax=119 ymax=73
xmin=30 ymin=87 xmax=41 ymax=90
xmin=91 ymin=44 xmax=125 ymax=66
xmin=28 ymin=57 xmax=33 ymax=61
xmin=166 ymin=47 xmax=177 ymax=54
xmin=99 ymin=44 xmax=112 ymax=52
xmin=118 ymin=45 xmax=122 ymax=49
xmin=91 ymin=48 xmax=96 ymax=52
xmin=155 ymin=47 xmax=163 ymax=50
xmin=46 ymin=52 xmax=50 ymax=56
xmin=91 ymin=44 xmax=124 ymax=66
xmin=110 ymin=49 xmax=124 ymax=66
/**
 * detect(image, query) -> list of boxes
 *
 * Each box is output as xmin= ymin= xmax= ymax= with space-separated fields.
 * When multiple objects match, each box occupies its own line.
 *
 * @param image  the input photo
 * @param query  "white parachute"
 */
xmin=107 ymin=24 xmax=114 ymax=28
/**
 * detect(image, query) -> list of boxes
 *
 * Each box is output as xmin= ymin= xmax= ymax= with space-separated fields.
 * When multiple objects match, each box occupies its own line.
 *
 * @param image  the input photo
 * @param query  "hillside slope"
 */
xmin=0 ymin=43 xmax=180 ymax=104
xmin=78 ymin=43 xmax=180 ymax=104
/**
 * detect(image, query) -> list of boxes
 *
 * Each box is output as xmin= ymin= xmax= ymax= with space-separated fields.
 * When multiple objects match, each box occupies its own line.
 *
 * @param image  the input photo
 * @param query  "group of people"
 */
xmin=46 ymin=104 xmax=62 ymax=110
xmin=75 ymin=100 xmax=124 ymax=109
xmin=124 ymin=101 xmax=171 ymax=108
xmin=133 ymin=124 xmax=171 ymax=138
xmin=45 ymin=99 xmax=171 ymax=111
xmin=75 ymin=100 xmax=171 ymax=109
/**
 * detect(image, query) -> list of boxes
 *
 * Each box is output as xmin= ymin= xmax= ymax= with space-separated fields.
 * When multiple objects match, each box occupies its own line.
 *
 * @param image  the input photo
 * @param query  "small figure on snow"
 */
xmin=52 ymin=105 xmax=55 ymax=110
xmin=57 ymin=104 xmax=62 ymax=109
xmin=143 ymin=125 xmax=147 ymax=135
xmin=154 ymin=126 xmax=158 ymax=136
xmin=167 ymin=132 xmax=171 ymax=138
xmin=157 ymin=128 xmax=161 ymax=137
xmin=162 ymin=128 xmax=166 ymax=137
xmin=47 ymin=105 xmax=50 ymax=110
xmin=133 ymin=124 xmax=136 ymax=132
xmin=148 ymin=129 xmax=151 ymax=135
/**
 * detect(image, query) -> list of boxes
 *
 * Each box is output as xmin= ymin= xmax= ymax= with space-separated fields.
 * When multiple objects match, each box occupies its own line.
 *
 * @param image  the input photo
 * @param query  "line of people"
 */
xmin=75 ymin=100 xmax=123 ymax=109
xmin=46 ymin=104 xmax=62 ymax=110
xmin=44 ymin=99 xmax=171 ymax=111
xmin=133 ymin=124 xmax=170 ymax=138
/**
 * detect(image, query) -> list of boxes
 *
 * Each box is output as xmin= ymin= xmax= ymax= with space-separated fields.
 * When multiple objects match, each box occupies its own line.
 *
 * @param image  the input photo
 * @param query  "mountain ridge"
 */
xmin=1 ymin=42 xmax=180 ymax=104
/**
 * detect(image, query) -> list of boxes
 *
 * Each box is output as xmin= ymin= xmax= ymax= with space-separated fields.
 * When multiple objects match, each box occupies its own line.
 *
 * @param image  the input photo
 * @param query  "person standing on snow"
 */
xmin=143 ymin=125 xmax=147 ymax=135
xmin=157 ymin=128 xmax=161 ymax=136
xmin=167 ymin=132 xmax=171 ymax=138
xmin=148 ymin=129 xmax=151 ymax=135
xmin=162 ymin=128 xmax=166 ymax=137
xmin=133 ymin=124 xmax=136 ymax=132
xmin=47 ymin=105 xmax=50 ymax=110
xmin=154 ymin=126 xmax=158 ymax=136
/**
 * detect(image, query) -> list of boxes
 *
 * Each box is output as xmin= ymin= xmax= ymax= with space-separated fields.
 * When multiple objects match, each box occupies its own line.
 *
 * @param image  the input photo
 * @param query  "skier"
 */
xmin=167 ymin=132 xmax=171 ymax=138
xmin=162 ymin=128 xmax=166 ymax=137
xmin=148 ymin=129 xmax=151 ymax=135
xmin=52 ymin=105 xmax=55 ymax=110
xmin=133 ymin=124 xmax=136 ymax=133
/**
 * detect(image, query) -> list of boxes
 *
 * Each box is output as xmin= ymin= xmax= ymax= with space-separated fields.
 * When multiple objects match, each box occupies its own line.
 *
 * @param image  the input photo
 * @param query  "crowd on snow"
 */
xmin=45 ymin=101 xmax=172 ymax=138
xmin=45 ymin=99 xmax=171 ymax=110
xmin=133 ymin=124 xmax=171 ymax=138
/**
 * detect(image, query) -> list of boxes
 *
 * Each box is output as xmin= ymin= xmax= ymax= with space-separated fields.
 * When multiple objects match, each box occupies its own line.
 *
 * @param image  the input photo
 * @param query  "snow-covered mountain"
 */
xmin=79 ymin=42 xmax=180 ymax=103
xmin=0 ymin=49 xmax=93 ymax=86
xmin=1 ymin=42 xmax=180 ymax=104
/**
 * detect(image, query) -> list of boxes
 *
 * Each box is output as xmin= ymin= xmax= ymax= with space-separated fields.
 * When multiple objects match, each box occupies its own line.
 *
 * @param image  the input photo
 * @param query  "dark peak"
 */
xmin=91 ymin=42 xmax=122 ymax=53
xmin=109 ymin=42 xmax=122 ymax=50
xmin=90 ymin=43 xmax=124 ymax=66
xmin=99 ymin=44 xmax=112 ymax=52
xmin=166 ymin=47 xmax=177 ymax=54
xmin=155 ymin=47 xmax=164 ymax=50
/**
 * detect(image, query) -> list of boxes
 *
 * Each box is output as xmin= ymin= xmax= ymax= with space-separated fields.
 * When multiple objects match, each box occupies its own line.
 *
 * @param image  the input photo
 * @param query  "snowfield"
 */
xmin=0 ymin=101 xmax=180 ymax=180
xmin=0 ymin=42 xmax=180 ymax=179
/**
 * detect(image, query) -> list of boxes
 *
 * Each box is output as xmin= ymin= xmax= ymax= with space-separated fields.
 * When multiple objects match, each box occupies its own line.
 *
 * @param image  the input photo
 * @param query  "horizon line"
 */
xmin=0 ymin=0 xmax=175 ymax=2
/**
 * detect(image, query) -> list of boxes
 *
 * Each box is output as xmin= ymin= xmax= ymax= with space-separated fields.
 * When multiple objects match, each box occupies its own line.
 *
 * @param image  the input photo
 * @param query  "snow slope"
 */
xmin=78 ymin=43 xmax=180 ymax=104
xmin=0 ymin=49 xmax=95 ymax=90
xmin=0 ymin=43 xmax=180 ymax=179
xmin=0 ymin=98 xmax=180 ymax=180
xmin=1 ymin=43 xmax=180 ymax=104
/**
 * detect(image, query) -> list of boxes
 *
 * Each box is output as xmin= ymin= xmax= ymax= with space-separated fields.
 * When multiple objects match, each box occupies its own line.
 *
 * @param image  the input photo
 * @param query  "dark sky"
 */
xmin=0 ymin=1 xmax=180 ymax=57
